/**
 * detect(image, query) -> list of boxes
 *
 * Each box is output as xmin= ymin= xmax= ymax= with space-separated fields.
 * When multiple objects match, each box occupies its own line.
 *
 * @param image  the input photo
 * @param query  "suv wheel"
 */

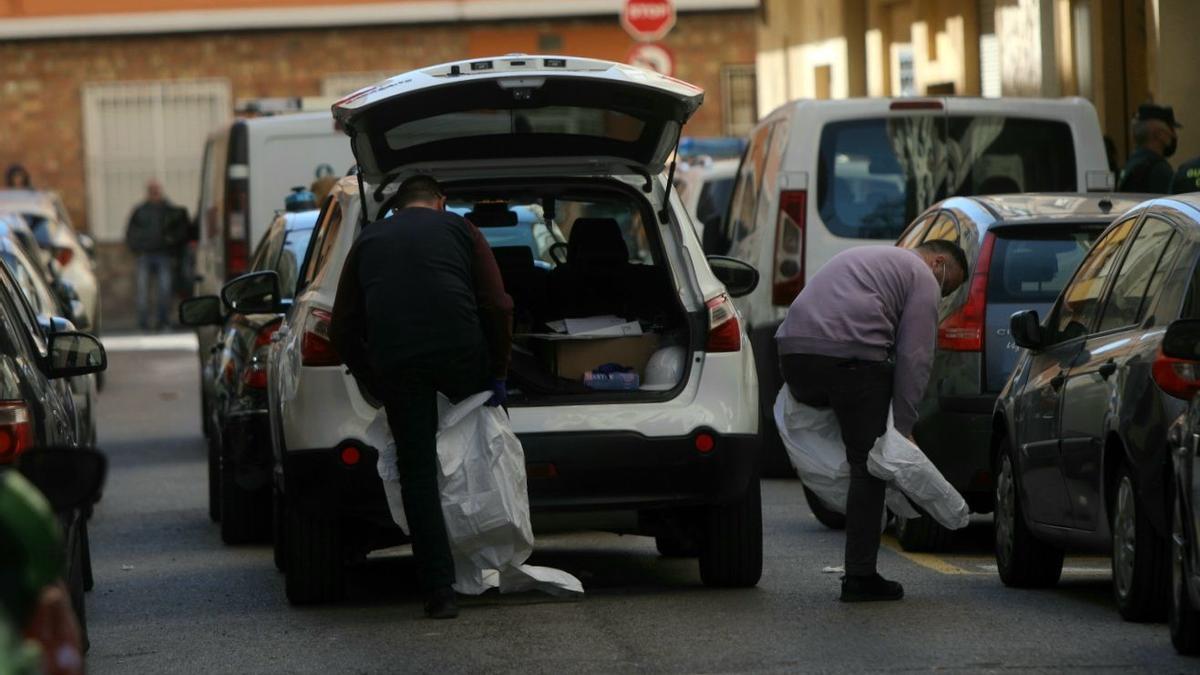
xmin=1171 ymin=485 xmax=1200 ymax=654
xmin=1112 ymin=465 xmax=1169 ymax=622
xmin=219 ymin=434 xmax=272 ymax=545
xmin=803 ymin=486 xmax=845 ymax=530
xmin=284 ymin=499 xmax=345 ymax=605
xmin=895 ymin=512 xmax=953 ymax=552
xmin=994 ymin=443 xmax=1063 ymax=587
xmin=699 ymin=478 xmax=763 ymax=588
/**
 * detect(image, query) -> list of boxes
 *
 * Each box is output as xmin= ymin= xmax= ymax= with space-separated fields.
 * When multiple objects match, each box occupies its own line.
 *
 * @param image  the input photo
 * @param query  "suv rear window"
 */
xmin=987 ymin=227 xmax=1103 ymax=304
xmin=817 ymin=116 xmax=1077 ymax=240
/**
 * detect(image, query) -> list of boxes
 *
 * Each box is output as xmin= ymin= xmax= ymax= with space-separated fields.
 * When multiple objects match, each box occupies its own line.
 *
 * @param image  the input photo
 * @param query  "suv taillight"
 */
xmin=706 ymin=293 xmax=741 ymax=353
xmin=1153 ymin=350 xmax=1200 ymax=400
xmin=0 ymin=401 xmax=34 ymax=464
xmin=301 ymin=308 xmax=341 ymax=366
xmin=242 ymin=319 xmax=282 ymax=389
xmin=938 ymin=233 xmax=995 ymax=352
xmin=772 ymin=190 xmax=807 ymax=307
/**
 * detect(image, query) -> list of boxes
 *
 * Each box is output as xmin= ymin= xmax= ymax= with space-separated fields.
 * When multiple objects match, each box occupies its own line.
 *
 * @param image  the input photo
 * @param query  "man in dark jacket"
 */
xmin=330 ymin=175 xmax=512 ymax=619
xmin=1118 ymin=103 xmax=1181 ymax=194
xmin=1172 ymin=155 xmax=1200 ymax=194
xmin=776 ymin=239 xmax=967 ymax=602
xmin=125 ymin=180 xmax=187 ymax=331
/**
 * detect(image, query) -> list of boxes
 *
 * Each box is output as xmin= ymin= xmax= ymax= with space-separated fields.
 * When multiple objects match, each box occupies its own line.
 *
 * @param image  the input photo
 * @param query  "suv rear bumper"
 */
xmin=281 ymin=429 xmax=760 ymax=521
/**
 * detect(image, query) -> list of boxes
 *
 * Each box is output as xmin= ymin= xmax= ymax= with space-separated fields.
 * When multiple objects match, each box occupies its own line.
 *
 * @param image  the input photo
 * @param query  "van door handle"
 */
xmin=1098 ymin=360 xmax=1117 ymax=379
xmin=1050 ymin=370 xmax=1066 ymax=390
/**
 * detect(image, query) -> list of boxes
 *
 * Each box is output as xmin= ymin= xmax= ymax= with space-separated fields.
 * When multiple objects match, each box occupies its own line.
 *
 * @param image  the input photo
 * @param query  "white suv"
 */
xmin=229 ymin=56 xmax=763 ymax=604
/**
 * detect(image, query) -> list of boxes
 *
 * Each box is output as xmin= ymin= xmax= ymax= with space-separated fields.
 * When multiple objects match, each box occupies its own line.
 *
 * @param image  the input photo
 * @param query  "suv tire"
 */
xmin=1171 ymin=485 xmax=1200 ymax=654
xmin=284 ymin=500 xmax=345 ymax=605
xmin=1112 ymin=465 xmax=1169 ymax=622
xmin=895 ymin=512 xmax=953 ymax=552
xmin=803 ymin=486 xmax=846 ymax=530
xmin=699 ymin=478 xmax=762 ymax=588
xmin=219 ymin=435 xmax=271 ymax=545
xmin=994 ymin=441 xmax=1063 ymax=588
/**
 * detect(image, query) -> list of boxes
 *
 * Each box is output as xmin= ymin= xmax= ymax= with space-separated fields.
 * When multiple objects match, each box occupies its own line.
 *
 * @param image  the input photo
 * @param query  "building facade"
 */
xmin=0 ymin=0 xmax=758 ymax=327
xmin=756 ymin=0 xmax=1200 ymax=167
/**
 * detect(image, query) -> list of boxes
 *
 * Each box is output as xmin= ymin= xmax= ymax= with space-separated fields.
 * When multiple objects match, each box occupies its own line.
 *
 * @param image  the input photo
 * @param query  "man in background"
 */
xmin=125 ymin=180 xmax=187 ymax=332
xmin=1119 ymin=103 xmax=1181 ymax=194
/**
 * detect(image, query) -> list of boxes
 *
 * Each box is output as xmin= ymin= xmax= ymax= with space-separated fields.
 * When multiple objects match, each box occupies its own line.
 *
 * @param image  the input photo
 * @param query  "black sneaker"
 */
xmin=424 ymin=586 xmax=459 ymax=619
xmin=840 ymin=573 xmax=904 ymax=602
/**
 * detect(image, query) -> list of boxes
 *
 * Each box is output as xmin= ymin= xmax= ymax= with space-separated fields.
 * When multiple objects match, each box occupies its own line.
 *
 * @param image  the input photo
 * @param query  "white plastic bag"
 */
xmin=773 ymin=388 xmax=918 ymax=520
xmin=370 ymin=391 xmax=583 ymax=597
xmin=867 ymin=422 xmax=971 ymax=530
xmin=773 ymin=386 xmax=968 ymax=529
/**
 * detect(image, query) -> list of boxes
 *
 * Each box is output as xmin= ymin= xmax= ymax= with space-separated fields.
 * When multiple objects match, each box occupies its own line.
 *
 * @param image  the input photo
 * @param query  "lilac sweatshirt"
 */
xmin=775 ymin=246 xmax=940 ymax=435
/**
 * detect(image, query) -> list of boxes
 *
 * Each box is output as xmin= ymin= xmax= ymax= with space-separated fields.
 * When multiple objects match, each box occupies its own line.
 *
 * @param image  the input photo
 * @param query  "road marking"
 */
xmin=881 ymin=535 xmax=977 ymax=575
xmin=102 ymin=332 xmax=198 ymax=352
xmin=977 ymin=563 xmax=1110 ymax=576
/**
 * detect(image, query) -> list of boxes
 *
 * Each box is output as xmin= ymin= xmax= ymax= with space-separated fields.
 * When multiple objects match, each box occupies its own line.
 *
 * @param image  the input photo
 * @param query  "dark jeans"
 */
xmin=374 ymin=346 xmax=490 ymax=592
xmin=781 ymin=353 xmax=893 ymax=576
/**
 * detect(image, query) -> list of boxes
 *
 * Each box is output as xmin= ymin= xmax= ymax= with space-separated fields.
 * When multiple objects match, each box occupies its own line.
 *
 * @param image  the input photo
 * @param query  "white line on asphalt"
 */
xmin=977 ymin=563 xmax=1109 ymax=576
xmin=101 ymin=333 xmax=199 ymax=352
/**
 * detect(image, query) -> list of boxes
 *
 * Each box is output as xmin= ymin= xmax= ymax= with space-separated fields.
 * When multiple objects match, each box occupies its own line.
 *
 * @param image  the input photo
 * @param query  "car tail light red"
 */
xmin=772 ymin=189 xmax=807 ymax=307
xmin=706 ymin=293 xmax=741 ymax=353
xmin=938 ymin=233 xmax=995 ymax=352
xmin=1153 ymin=350 xmax=1200 ymax=400
xmin=53 ymin=246 xmax=73 ymax=267
xmin=0 ymin=401 xmax=34 ymax=464
xmin=226 ymin=239 xmax=249 ymax=279
xmin=242 ymin=321 xmax=281 ymax=390
xmin=301 ymin=308 xmax=341 ymax=366
xmin=225 ymin=180 xmax=249 ymax=279
xmin=255 ymin=319 xmax=282 ymax=348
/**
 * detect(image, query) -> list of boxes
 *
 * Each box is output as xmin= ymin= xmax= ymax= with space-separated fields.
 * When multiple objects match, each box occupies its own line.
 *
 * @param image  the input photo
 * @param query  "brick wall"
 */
xmin=0 ymin=11 xmax=757 ymax=330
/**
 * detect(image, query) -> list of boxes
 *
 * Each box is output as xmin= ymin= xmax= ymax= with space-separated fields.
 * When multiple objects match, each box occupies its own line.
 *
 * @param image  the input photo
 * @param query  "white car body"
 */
xmin=0 ymin=190 xmax=99 ymax=333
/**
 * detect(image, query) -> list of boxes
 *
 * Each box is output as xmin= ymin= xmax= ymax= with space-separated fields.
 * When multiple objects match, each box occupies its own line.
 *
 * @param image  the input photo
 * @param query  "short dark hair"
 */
xmin=917 ymin=239 xmax=969 ymax=277
xmin=395 ymin=175 xmax=443 ymax=207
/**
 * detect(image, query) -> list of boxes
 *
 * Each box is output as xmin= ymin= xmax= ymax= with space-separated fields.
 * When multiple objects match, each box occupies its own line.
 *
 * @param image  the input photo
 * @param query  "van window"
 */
xmin=818 ymin=116 xmax=1078 ymax=240
xmin=719 ymin=123 xmax=775 ymax=257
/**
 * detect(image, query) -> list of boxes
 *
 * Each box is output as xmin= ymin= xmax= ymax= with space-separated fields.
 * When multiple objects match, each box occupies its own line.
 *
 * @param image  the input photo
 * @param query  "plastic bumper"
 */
xmin=281 ymin=429 xmax=761 ymax=522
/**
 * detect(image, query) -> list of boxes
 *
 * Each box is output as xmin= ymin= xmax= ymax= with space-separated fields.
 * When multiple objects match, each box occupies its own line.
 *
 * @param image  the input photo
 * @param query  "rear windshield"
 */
xmin=817 ymin=116 xmax=1077 ymax=239
xmin=987 ymin=227 xmax=1103 ymax=304
xmin=385 ymin=108 xmax=645 ymax=151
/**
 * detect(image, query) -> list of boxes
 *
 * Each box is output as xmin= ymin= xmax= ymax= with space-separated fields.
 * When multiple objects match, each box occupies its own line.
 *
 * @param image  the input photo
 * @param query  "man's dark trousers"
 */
xmin=781 ymin=353 xmax=893 ymax=576
xmin=375 ymin=345 xmax=490 ymax=592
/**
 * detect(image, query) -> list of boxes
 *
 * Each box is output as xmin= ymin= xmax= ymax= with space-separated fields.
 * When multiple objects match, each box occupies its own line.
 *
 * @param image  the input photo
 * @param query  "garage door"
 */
xmin=82 ymin=79 xmax=231 ymax=242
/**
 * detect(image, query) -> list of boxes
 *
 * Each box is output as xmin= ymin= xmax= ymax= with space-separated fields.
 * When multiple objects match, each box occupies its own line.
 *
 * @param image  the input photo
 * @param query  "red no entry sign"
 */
xmin=621 ymin=0 xmax=676 ymax=43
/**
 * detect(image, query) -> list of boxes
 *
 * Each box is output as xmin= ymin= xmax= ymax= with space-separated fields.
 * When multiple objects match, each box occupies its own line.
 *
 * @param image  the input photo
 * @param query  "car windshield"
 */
xmin=818 ymin=116 xmax=1077 ymax=239
xmin=987 ymin=226 xmax=1104 ymax=304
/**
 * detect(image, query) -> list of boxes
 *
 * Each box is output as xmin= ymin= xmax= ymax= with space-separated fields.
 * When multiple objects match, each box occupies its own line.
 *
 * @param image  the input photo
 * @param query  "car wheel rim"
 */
xmin=995 ymin=454 xmax=1015 ymax=570
xmin=1113 ymin=476 xmax=1137 ymax=600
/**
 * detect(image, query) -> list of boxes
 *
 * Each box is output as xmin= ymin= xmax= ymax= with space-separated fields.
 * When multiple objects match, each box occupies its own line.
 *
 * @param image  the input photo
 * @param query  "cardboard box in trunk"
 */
xmin=530 ymin=333 xmax=660 ymax=381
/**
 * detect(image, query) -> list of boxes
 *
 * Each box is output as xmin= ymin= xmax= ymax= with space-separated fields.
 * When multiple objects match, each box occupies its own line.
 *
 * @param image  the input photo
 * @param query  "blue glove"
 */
xmin=485 ymin=378 xmax=507 ymax=407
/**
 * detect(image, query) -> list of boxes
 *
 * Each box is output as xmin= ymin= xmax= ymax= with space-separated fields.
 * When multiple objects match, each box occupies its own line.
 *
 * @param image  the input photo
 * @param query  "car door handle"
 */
xmin=1098 ymin=360 xmax=1117 ymax=379
xmin=1050 ymin=371 xmax=1066 ymax=390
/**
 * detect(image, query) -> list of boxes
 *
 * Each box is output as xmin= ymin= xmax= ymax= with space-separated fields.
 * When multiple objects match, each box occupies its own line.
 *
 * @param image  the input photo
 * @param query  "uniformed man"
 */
xmin=1118 ymin=103 xmax=1181 ymax=194
xmin=1172 ymin=155 xmax=1200 ymax=194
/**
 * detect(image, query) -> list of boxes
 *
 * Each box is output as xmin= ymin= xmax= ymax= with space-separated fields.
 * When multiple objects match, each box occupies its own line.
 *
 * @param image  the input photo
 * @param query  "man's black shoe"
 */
xmin=424 ymin=586 xmax=459 ymax=619
xmin=840 ymin=573 xmax=904 ymax=602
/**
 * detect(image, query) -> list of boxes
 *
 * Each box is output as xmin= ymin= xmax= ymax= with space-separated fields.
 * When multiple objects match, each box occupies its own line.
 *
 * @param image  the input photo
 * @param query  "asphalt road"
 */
xmin=83 ymin=337 xmax=1196 ymax=673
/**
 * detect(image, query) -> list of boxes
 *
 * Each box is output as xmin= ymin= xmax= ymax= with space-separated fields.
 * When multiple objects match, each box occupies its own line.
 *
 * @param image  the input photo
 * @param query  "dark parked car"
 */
xmin=180 ymin=207 xmax=317 ymax=543
xmin=876 ymin=193 xmax=1148 ymax=550
xmin=993 ymin=194 xmax=1200 ymax=622
xmin=1160 ymin=318 xmax=1200 ymax=654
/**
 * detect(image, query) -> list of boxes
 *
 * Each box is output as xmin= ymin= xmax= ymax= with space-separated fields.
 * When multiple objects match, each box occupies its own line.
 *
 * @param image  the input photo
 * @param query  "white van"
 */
xmin=194 ymin=112 xmax=355 ymax=300
xmin=708 ymin=97 xmax=1113 ymax=474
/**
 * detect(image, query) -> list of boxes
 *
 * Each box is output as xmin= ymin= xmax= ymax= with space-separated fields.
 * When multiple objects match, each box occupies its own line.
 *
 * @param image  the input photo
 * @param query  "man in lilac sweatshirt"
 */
xmin=777 ymin=240 xmax=967 ymax=602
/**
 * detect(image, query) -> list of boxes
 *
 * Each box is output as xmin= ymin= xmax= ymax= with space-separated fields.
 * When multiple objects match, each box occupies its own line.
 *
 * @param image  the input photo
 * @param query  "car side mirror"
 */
xmin=1010 ymin=310 xmax=1043 ymax=351
xmin=222 ymin=271 xmax=283 ymax=314
xmin=707 ymin=255 xmax=760 ymax=298
xmin=17 ymin=447 xmax=107 ymax=512
xmin=1162 ymin=319 xmax=1200 ymax=360
xmin=44 ymin=331 xmax=106 ymax=379
xmin=179 ymin=295 xmax=223 ymax=327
